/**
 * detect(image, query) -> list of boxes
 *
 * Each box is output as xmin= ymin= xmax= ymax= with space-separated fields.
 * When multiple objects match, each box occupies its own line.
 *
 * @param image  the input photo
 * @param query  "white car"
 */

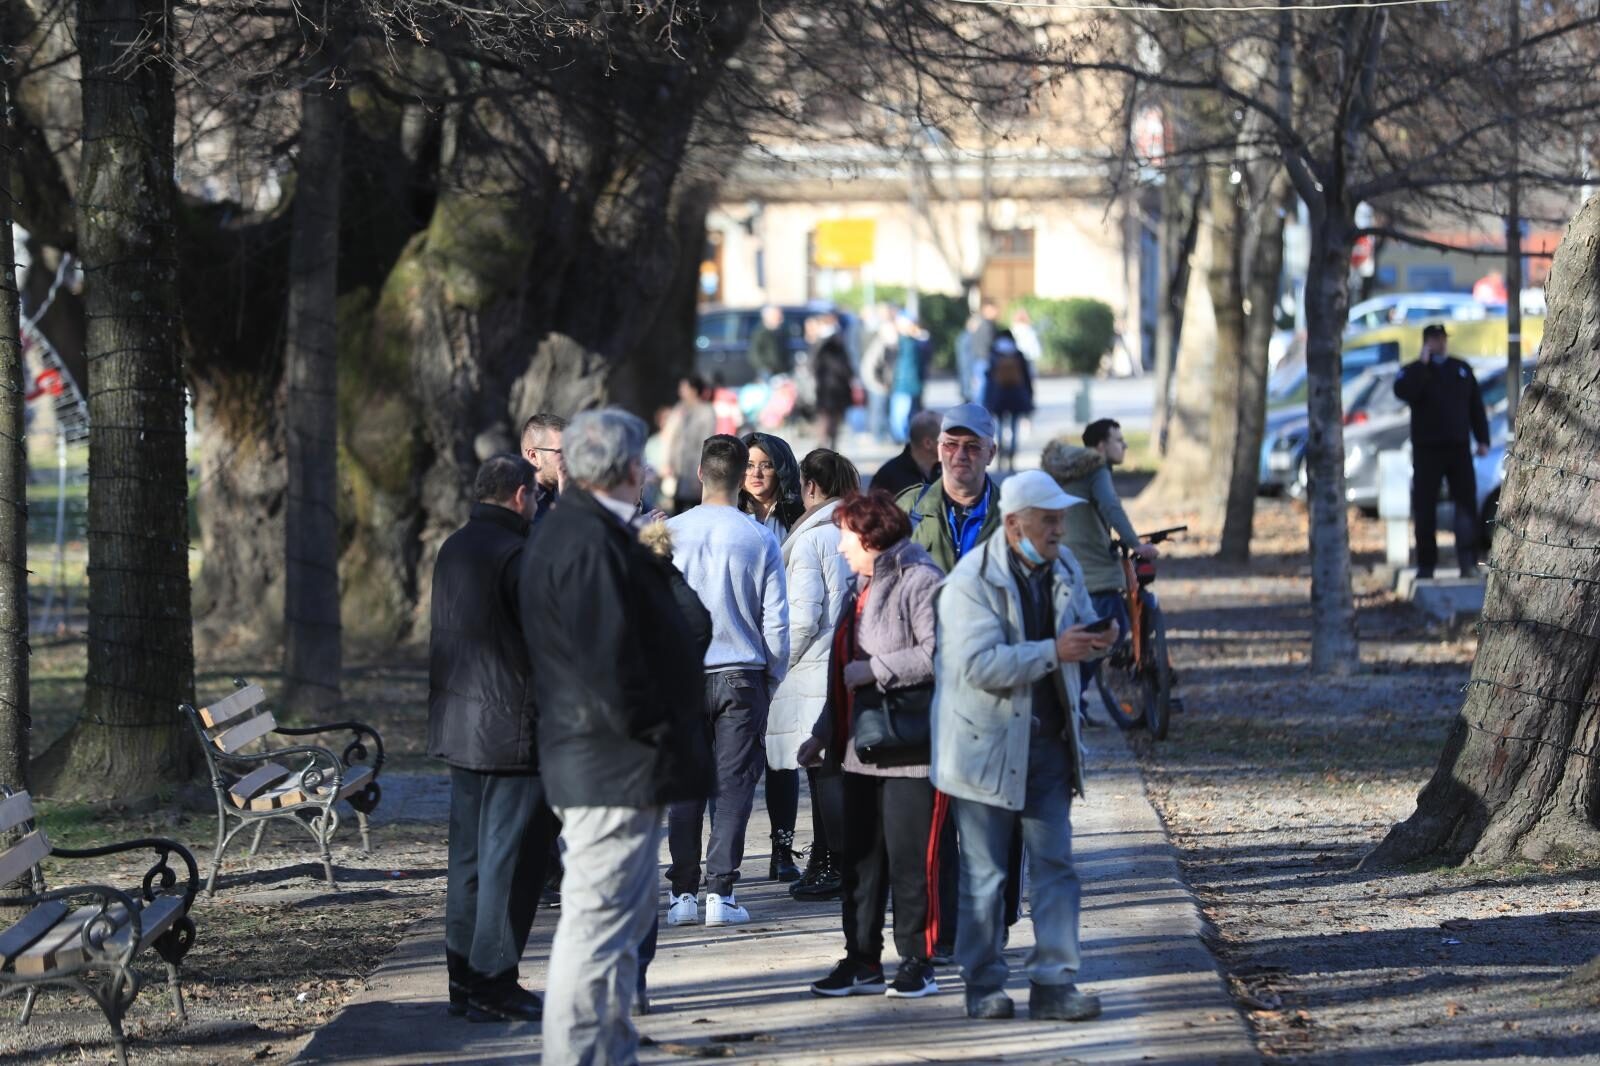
xmin=1346 ymin=293 xmax=1488 ymax=334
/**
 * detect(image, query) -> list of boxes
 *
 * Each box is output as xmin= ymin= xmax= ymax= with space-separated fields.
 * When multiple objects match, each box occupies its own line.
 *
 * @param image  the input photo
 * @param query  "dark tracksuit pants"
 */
xmin=668 ymin=670 xmax=770 ymax=897
xmin=1412 ymin=443 xmax=1478 ymax=573
xmin=836 ymin=772 xmax=951 ymax=965
xmin=446 ymin=768 xmax=558 ymax=997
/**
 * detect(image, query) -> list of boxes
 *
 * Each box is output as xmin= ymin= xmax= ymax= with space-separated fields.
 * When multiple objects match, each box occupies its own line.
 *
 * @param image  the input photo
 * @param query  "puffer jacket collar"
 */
xmin=1040 ymin=441 xmax=1105 ymax=483
xmin=782 ymin=498 xmax=840 ymax=567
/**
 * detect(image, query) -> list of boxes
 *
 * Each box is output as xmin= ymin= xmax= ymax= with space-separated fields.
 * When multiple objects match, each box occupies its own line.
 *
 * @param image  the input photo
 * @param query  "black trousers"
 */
xmin=445 ymin=768 xmax=558 ymax=996
xmin=1412 ymin=444 xmax=1478 ymax=573
xmin=837 ymin=773 xmax=950 ymax=965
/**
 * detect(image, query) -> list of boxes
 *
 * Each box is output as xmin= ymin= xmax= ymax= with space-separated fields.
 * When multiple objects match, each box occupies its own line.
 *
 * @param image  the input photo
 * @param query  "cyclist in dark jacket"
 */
xmin=428 ymin=453 xmax=556 ymax=1022
xmin=1393 ymin=324 xmax=1491 ymax=578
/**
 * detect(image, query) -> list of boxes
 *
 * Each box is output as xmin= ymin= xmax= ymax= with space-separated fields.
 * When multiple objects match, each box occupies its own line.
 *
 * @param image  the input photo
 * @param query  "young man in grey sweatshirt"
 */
xmin=664 ymin=434 xmax=790 ymax=926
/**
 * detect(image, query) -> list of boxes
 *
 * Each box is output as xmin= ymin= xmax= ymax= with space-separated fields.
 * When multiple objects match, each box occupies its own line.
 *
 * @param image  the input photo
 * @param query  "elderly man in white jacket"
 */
xmin=930 ymin=470 xmax=1117 ymax=1023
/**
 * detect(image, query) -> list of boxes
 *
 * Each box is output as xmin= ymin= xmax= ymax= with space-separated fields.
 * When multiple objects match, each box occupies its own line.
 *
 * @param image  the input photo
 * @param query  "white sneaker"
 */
xmin=704 ymin=893 xmax=749 ymax=926
xmin=666 ymin=892 xmax=699 ymax=926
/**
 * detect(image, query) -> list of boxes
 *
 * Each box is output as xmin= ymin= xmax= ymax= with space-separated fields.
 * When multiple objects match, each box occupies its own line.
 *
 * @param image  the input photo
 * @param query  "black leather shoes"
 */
xmin=466 ymin=985 xmax=543 ymax=1023
xmin=1028 ymin=982 xmax=1101 ymax=1022
xmin=966 ymin=988 xmax=1015 ymax=1019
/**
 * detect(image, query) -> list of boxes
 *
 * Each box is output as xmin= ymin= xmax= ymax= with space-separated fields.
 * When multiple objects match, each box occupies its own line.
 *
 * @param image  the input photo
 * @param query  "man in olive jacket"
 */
xmin=896 ymin=403 xmax=1003 ymax=573
xmin=428 ymin=453 xmax=555 ymax=1023
xmin=522 ymin=409 xmax=715 ymax=1065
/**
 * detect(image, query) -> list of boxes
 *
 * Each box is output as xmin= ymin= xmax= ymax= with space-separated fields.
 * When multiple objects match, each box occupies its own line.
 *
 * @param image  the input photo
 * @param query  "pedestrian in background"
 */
xmin=799 ymin=490 xmax=947 ymax=1000
xmin=769 ymin=449 xmax=860 ymax=902
xmin=1393 ymin=323 xmax=1490 ymax=578
xmin=810 ymin=314 xmax=856 ymax=451
xmin=983 ymin=332 xmax=1034 ymax=472
xmin=749 ymin=305 xmax=792 ymax=382
xmin=662 ymin=375 xmax=716 ymax=515
xmin=520 ymin=412 xmax=568 ymax=521
xmin=931 ymin=470 xmax=1114 ymax=1023
xmin=429 ymin=454 xmax=556 ymax=1023
xmin=667 ymin=435 xmax=790 ymax=926
xmin=872 ymin=408 xmax=942 ymax=499
xmin=889 ymin=314 xmax=929 ymax=444
xmin=524 ymin=410 xmax=714 ymax=1063
xmin=860 ymin=303 xmax=899 ymax=443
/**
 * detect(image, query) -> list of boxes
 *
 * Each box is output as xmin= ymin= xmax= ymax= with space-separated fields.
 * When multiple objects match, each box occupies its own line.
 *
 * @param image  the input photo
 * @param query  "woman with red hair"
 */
xmin=798 ymin=490 xmax=947 ymax=1000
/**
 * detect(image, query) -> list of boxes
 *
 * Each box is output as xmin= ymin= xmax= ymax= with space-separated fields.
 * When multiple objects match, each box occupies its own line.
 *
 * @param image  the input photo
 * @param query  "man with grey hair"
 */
xmin=522 ymin=408 xmax=715 ymax=1063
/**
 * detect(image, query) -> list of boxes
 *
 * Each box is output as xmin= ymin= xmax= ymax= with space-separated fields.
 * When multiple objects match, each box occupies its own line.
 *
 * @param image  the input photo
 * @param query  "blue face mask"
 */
xmin=1018 ymin=536 xmax=1048 ymax=567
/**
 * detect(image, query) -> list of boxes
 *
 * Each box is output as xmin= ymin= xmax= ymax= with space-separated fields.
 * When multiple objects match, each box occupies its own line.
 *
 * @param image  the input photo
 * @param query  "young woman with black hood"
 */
xmin=740 ymin=431 xmax=807 ymax=879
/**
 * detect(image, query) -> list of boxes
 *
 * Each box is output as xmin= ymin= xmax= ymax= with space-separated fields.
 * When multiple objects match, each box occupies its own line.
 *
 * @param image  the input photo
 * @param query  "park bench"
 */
xmin=0 ymin=787 xmax=198 ymax=1066
xmin=181 ymin=678 xmax=384 ymax=895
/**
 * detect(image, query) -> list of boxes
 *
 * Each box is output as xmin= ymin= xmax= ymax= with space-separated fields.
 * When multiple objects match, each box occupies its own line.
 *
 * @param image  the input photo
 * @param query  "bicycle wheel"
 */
xmin=1142 ymin=606 xmax=1174 ymax=740
xmin=1095 ymin=646 xmax=1146 ymax=731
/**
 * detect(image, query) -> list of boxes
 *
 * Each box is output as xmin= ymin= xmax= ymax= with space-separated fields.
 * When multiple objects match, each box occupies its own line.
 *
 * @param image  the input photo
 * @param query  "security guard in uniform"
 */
xmin=1393 ymin=323 xmax=1490 ymax=578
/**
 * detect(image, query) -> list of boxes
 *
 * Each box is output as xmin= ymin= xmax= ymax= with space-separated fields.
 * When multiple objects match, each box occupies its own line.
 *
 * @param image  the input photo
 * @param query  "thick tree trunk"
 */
xmin=1218 ymin=174 xmax=1289 ymax=562
xmin=1301 ymin=211 xmax=1359 ymax=674
xmin=283 ymin=80 xmax=345 ymax=716
xmin=1368 ymin=196 xmax=1600 ymax=868
xmin=1151 ymin=167 xmax=1200 ymax=458
xmin=1204 ymin=166 xmax=1246 ymax=532
xmin=1142 ymin=182 xmax=1215 ymax=504
xmin=0 ymin=82 xmax=29 ymax=793
xmin=35 ymin=0 xmax=195 ymax=800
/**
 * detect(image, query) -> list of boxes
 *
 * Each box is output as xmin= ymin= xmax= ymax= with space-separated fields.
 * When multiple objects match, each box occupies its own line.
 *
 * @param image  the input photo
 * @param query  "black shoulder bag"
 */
xmin=852 ymin=682 xmax=934 ymax=767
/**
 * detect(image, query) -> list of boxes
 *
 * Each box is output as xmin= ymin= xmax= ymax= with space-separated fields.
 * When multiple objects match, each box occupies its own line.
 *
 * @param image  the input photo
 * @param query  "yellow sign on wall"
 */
xmin=814 ymin=219 xmax=877 ymax=269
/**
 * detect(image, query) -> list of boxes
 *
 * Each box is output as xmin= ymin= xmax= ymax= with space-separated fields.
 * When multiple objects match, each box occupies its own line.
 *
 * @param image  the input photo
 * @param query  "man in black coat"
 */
xmin=427 ymin=453 xmax=556 ymax=1022
xmin=522 ymin=409 xmax=714 ymax=1063
xmin=872 ymin=408 xmax=942 ymax=498
xmin=1393 ymin=323 xmax=1491 ymax=578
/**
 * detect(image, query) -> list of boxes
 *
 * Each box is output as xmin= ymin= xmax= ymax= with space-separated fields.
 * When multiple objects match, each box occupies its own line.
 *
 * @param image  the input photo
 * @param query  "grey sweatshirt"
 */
xmin=668 ymin=504 xmax=790 ymax=685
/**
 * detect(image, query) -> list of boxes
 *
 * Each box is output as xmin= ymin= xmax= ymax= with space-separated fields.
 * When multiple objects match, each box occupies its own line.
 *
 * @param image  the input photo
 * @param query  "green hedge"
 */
xmin=1010 ymin=296 xmax=1116 ymax=375
xmin=831 ymin=284 xmax=969 ymax=372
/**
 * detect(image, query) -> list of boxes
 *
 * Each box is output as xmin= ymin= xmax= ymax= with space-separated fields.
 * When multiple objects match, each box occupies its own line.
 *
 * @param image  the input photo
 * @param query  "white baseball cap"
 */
xmin=998 ymin=470 xmax=1084 ymax=517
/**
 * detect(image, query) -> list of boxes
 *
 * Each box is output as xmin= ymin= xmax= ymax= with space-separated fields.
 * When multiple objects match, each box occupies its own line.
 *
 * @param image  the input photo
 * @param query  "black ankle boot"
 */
xmin=790 ymin=846 xmax=843 ymax=900
xmin=769 ymin=830 xmax=802 ymax=882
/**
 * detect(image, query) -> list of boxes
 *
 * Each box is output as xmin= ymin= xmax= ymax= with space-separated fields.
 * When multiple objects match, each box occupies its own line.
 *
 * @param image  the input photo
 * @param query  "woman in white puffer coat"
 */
xmin=769 ymin=449 xmax=859 ymax=899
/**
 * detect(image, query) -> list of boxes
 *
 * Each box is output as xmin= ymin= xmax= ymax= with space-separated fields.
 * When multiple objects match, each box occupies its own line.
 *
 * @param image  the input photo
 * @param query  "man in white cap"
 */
xmin=896 ymin=402 xmax=1002 ymax=575
xmin=929 ymin=469 xmax=1117 ymax=1023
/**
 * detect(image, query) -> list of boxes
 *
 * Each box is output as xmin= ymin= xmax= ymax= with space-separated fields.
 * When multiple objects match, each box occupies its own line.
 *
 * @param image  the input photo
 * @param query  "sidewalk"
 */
xmin=296 ymin=733 xmax=1255 ymax=1065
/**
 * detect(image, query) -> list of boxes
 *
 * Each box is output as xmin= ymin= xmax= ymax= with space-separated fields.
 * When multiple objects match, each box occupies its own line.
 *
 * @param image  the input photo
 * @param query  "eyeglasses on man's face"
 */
xmin=938 ymin=437 xmax=986 ymax=457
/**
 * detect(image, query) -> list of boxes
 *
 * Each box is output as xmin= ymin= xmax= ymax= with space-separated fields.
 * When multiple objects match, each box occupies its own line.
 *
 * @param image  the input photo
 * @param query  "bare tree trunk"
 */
xmin=35 ymin=0 xmax=195 ymax=800
xmin=1142 ymin=181 xmax=1215 ymax=504
xmin=0 ymin=79 xmax=29 ymax=793
xmin=283 ymin=74 xmax=346 ymax=717
xmin=1205 ymin=166 xmax=1246 ymax=531
xmin=1151 ymin=166 xmax=1200 ymax=458
xmin=1218 ymin=173 xmax=1290 ymax=562
xmin=1301 ymin=210 xmax=1359 ymax=674
xmin=1368 ymin=195 xmax=1600 ymax=868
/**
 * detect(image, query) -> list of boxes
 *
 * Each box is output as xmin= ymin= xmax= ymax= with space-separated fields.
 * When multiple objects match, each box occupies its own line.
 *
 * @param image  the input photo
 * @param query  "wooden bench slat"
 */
xmin=228 ymin=763 xmax=292 ymax=806
xmin=13 ymin=902 xmax=131 ymax=976
xmin=110 ymin=895 xmax=184 ymax=956
xmin=0 ymin=791 xmax=35 ymax=835
xmin=0 ymin=901 xmax=70 ymax=968
xmin=245 ymin=764 xmax=373 ymax=812
xmin=213 ymin=711 xmax=277 ymax=754
xmin=0 ymin=831 xmax=51 ymax=887
xmin=198 ymin=685 xmax=267 ymax=728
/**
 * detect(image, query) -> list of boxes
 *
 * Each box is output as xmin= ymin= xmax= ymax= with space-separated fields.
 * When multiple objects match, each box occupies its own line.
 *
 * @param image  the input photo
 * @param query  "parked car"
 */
xmin=1345 ymin=292 xmax=1488 ymax=334
xmin=1267 ymin=334 xmax=1401 ymax=405
xmin=1258 ymin=339 xmax=1402 ymax=496
xmin=694 ymin=305 xmax=813 ymax=388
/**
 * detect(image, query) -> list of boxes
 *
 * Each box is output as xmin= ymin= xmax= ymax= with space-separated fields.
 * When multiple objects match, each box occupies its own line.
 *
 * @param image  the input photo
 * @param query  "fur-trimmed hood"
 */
xmin=1040 ymin=440 xmax=1106 ymax=484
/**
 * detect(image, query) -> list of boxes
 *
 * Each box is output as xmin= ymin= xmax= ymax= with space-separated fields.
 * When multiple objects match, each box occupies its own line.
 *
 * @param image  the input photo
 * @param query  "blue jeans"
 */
xmin=1079 ymin=590 xmax=1131 ymax=695
xmin=866 ymin=389 xmax=890 ymax=442
xmin=953 ymin=735 xmax=1082 ymax=994
xmin=889 ymin=392 xmax=919 ymax=444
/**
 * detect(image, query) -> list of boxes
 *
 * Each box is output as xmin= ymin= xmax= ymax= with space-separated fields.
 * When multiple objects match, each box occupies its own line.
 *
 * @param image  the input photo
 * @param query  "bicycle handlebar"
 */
xmin=1111 ymin=525 xmax=1188 ymax=553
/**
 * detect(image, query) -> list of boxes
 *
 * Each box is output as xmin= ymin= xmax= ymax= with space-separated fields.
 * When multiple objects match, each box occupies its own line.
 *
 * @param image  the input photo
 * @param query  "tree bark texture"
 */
xmin=1217 ymin=172 xmax=1290 ymax=562
xmin=1300 ymin=211 xmax=1359 ymax=674
xmin=0 ymin=80 xmax=30 ymax=793
xmin=1369 ymin=195 xmax=1600 ymax=868
xmin=35 ymin=0 xmax=196 ymax=800
xmin=1204 ymin=166 xmax=1246 ymax=531
xmin=283 ymin=81 xmax=345 ymax=716
xmin=1150 ymin=166 xmax=1200 ymax=460
xmin=1141 ymin=182 xmax=1215 ymax=505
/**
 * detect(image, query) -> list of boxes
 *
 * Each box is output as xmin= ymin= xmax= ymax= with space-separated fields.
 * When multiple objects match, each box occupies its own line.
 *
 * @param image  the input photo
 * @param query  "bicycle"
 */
xmin=1093 ymin=525 xmax=1186 ymax=740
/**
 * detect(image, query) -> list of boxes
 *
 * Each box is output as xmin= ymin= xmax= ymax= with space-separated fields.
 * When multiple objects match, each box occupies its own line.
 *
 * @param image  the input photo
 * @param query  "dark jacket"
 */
xmin=521 ymin=489 xmax=715 ymax=808
xmin=896 ymin=476 xmax=1003 ymax=574
xmin=428 ymin=502 xmax=537 ymax=773
xmin=872 ymin=447 xmax=935 ymax=499
xmin=742 ymin=431 xmax=805 ymax=534
xmin=748 ymin=325 xmax=792 ymax=378
xmin=1393 ymin=356 xmax=1490 ymax=449
xmin=533 ymin=482 xmax=559 ymax=524
xmin=811 ymin=335 xmax=855 ymax=417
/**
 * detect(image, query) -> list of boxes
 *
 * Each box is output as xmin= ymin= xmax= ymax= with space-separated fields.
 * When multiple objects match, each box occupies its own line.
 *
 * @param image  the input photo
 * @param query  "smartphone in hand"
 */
xmin=1081 ymin=615 xmax=1115 ymax=634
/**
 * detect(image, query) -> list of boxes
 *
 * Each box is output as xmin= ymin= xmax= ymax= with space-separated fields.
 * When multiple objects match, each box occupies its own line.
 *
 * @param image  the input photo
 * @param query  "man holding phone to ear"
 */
xmin=930 ymin=471 xmax=1117 ymax=1024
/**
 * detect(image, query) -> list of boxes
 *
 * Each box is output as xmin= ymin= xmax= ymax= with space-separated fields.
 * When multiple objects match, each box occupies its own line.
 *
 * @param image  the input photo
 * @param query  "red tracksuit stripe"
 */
xmin=924 ymin=789 xmax=951 ymax=958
